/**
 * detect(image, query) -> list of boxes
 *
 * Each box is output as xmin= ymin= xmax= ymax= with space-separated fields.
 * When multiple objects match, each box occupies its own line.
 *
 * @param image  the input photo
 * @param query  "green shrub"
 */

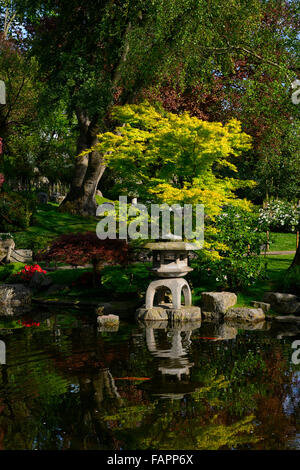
xmin=190 ymin=205 xmax=266 ymax=290
xmin=0 ymin=262 xmax=26 ymax=282
xmin=100 ymin=263 xmax=152 ymax=295
xmin=0 ymin=191 xmax=36 ymax=231
xmin=13 ymin=232 xmax=51 ymax=252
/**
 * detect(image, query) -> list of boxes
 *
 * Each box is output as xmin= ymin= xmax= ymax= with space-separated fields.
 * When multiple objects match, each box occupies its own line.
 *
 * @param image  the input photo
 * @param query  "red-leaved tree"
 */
xmin=38 ymin=232 xmax=128 ymax=285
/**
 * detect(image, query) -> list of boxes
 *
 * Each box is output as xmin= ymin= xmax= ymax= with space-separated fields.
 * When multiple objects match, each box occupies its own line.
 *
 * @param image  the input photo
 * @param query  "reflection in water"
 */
xmin=142 ymin=321 xmax=199 ymax=399
xmin=0 ymin=309 xmax=300 ymax=450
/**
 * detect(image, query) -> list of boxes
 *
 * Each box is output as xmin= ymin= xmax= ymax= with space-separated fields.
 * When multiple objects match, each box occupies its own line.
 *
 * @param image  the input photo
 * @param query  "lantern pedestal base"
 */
xmin=136 ymin=303 xmax=201 ymax=322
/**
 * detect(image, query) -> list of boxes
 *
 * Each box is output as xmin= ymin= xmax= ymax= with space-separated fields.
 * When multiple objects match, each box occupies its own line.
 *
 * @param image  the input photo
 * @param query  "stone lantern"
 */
xmin=136 ymin=242 xmax=201 ymax=322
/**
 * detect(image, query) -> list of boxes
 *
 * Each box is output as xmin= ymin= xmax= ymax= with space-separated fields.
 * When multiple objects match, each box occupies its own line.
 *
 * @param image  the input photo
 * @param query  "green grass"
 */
xmin=268 ymin=232 xmax=297 ymax=252
xmin=47 ymin=267 xmax=92 ymax=285
xmin=13 ymin=203 xmax=98 ymax=249
xmin=193 ymin=254 xmax=295 ymax=310
xmin=236 ymin=254 xmax=294 ymax=308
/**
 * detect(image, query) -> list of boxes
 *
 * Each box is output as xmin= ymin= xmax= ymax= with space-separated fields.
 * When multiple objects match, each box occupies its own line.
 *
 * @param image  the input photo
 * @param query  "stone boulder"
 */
xmin=251 ymin=301 xmax=270 ymax=313
xmin=0 ymin=235 xmax=15 ymax=263
xmin=0 ymin=304 xmax=31 ymax=316
xmin=262 ymin=292 xmax=300 ymax=315
xmin=97 ymin=315 xmax=119 ymax=331
xmin=136 ymin=305 xmax=201 ymax=322
xmin=29 ymin=271 xmax=53 ymax=290
xmin=201 ymin=292 xmax=237 ymax=319
xmin=272 ymin=302 xmax=300 ymax=315
xmin=263 ymin=292 xmax=298 ymax=304
xmin=10 ymin=249 xmax=33 ymax=263
xmin=0 ymin=284 xmax=32 ymax=309
xmin=224 ymin=307 xmax=265 ymax=322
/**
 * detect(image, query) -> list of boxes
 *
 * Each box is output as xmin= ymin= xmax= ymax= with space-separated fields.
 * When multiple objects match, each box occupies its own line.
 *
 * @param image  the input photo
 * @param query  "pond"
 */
xmin=0 ymin=308 xmax=300 ymax=450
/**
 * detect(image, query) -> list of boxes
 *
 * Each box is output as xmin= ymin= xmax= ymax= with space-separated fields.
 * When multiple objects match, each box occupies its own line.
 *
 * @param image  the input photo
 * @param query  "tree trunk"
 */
xmin=59 ymin=109 xmax=106 ymax=216
xmin=291 ymin=244 xmax=300 ymax=268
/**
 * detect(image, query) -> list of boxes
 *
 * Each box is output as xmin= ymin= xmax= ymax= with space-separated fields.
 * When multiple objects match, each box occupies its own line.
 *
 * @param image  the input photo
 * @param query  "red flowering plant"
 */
xmin=17 ymin=319 xmax=41 ymax=328
xmin=14 ymin=264 xmax=47 ymax=283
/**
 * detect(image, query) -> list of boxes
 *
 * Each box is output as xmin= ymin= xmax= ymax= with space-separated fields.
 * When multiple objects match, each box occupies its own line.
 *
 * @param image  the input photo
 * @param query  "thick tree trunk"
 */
xmin=291 ymin=244 xmax=300 ymax=268
xmin=59 ymin=109 xmax=106 ymax=216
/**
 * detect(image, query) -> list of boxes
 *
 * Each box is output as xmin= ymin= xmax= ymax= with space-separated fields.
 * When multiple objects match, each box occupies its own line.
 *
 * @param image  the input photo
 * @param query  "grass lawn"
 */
xmin=193 ymin=254 xmax=295 ymax=310
xmin=268 ymin=232 xmax=297 ymax=252
xmin=236 ymin=254 xmax=294 ymax=308
xmin=13 ymin=203 xmax=98 ymax=249
xmin=13 ymin=198 xmax=115 ymax=250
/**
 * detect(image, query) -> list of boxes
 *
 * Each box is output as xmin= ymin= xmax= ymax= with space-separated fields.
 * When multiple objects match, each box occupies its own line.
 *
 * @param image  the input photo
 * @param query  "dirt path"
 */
xmin=263 ymin=251 xmax=296 ymax=255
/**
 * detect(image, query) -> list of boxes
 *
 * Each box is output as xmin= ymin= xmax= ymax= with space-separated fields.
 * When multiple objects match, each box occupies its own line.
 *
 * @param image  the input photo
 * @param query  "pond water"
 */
xmin=0 ymin=308 xmax=300 ymax=450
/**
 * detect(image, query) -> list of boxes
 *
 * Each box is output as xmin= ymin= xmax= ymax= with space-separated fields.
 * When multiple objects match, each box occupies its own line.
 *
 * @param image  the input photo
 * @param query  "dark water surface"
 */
xmin=0 ymin=308 xmax=300 ymax=450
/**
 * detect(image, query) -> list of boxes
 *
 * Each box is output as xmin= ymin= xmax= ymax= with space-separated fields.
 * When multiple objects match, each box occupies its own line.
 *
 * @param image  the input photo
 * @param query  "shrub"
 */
xmin=258 ymin=200 xmax=299 ymax=232
xmin=100 ymin=264 xmax=151 ymax=295
xmin=13 ymin=264 xmax=47 ymax=283
xmin=190 ymin=205 xmax=266 ymax=290
xmin=37 ymin=232 xmax=129 ymax=285
xmin=0 ymin=262 xmax=26 ymax=282
xmin=0 ymin=191 xmax=36 ymax=231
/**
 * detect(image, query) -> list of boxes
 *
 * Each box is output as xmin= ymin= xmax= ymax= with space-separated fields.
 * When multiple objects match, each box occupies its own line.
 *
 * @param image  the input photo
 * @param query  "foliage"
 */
xmin=38 ymin=232 xmax=128 ymax=275
xmin=190 ymin=205 xmax=266 ymax=290
xmin=83 ymin=102 xmax=252 ymax=206
xmin=13 ymin=263 xmax=47 ymax=282
xmin=82 ymin=102 xmax=254 ymax=257
xmin=0 ymin=261 xmax=25 ymax=281
xmin=258 ymin=200 xmax=300 ymax=232
xmin=0 ymin=190 xmax=36 ymax=231
xmin=14 ymin=0 xmax=300 ymax=212
xmin=100 ymin=263 xmax=151 ymax=295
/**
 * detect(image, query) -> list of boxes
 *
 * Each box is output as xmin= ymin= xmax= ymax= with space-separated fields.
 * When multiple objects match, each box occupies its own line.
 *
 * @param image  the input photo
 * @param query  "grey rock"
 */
xmin=272 ymin=301 xmax=300 ymax=315
xmin=29 ymin=271 xmax=53 ymax=290
xmin=251 ymin=301 xmax=271 ymax=313
xmin=0 ymin=284 xmax=32 ymax=309
xmin=136 ymin=307 xmax=169 ymax=321
xmin=224 ymin=307 xmax=265 ymax=322
xmin=202 ymin=310 xmax=223 ymax=321
xmin=136 ymin=305 xmax=201 ymax=322
xmin=97 ymin=314 xmax=119 ymax=328
xmin=0 ymin=305 xmax=31 ymax=316
xmin=201 ymin=292 xmax=237 ymax=316
xmin=263 ymin=292 xmax=298 ymax=304
xmin=10 ymin=249 xmax=33 ymax=263
xmin=0 ymin=236 xmax=15 ymax=263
